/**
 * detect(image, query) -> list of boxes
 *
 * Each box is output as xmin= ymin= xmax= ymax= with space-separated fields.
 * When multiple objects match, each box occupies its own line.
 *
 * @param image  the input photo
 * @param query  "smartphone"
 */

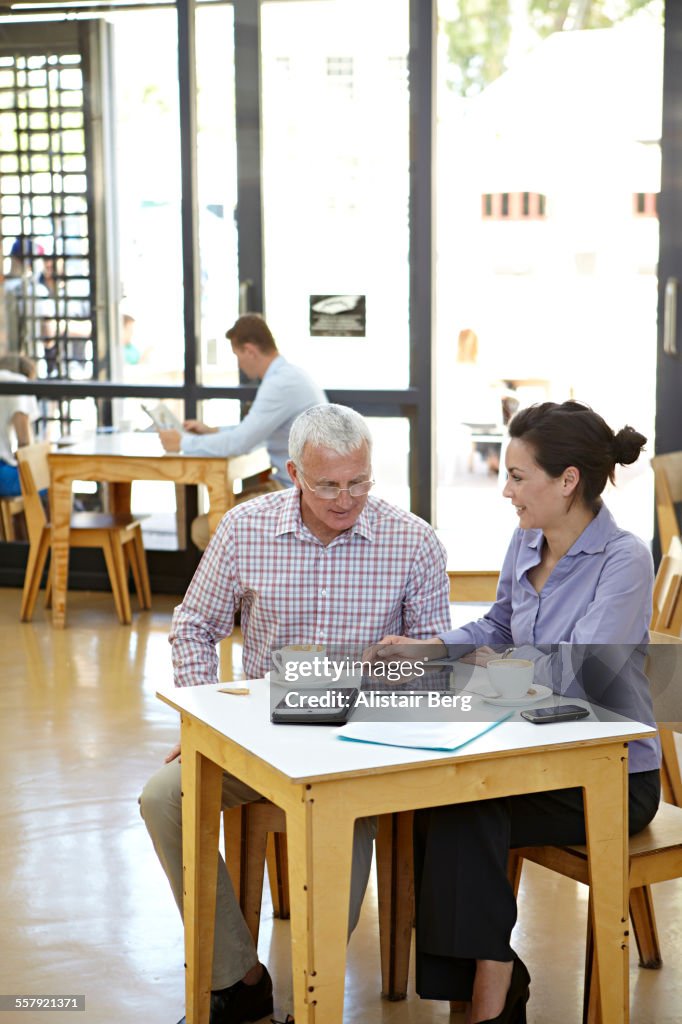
xmin=520 ymin=704 xmax=590 ymax=725
xmin=271 ymin=688 xmax=358 ymax=725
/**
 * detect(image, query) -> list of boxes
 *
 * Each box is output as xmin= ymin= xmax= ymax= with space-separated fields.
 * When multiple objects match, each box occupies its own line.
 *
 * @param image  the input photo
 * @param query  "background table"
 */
xmin=157 ymin=680 xmax=655 ymax=1024
xmin=48 ymin=434 xmax=269 ymax=627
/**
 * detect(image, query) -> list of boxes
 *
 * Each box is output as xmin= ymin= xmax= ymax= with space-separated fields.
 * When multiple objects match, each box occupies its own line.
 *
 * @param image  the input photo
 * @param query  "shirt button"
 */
xmin=321 ymin=589 xmax=327 ymax=596
xmin=319 ymin=630 xmax=326 ymax=638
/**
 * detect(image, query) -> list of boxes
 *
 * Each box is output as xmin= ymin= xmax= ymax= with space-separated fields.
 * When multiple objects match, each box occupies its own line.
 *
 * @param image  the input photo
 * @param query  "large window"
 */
xmin=435 ymin=1 xmax=664 ymax=556
xmin=260 ymin=0 xmax=410 ymax=391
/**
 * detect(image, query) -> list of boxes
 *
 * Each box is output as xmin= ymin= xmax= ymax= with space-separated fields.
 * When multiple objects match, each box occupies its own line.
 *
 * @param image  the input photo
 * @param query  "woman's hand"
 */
xmin=458 ymin=645 xmax=500 ymax=667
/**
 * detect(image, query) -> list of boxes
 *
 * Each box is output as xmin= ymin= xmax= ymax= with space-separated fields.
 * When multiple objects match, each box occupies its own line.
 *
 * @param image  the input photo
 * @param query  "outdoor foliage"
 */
xmin=441 ymin=0 xmax=657 ymax=96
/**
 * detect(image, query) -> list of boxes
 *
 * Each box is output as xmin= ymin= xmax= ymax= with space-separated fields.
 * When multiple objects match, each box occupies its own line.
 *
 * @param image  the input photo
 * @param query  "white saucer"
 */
xmin=481 ymin=684 xmax=552 ymax=708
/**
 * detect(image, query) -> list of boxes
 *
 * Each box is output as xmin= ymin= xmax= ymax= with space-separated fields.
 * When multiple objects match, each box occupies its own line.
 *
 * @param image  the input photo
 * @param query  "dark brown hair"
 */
xmin=225 ymin=313 xmax=277 ymax=354
xmin=508 ymin=400 xmax=646 ymax=511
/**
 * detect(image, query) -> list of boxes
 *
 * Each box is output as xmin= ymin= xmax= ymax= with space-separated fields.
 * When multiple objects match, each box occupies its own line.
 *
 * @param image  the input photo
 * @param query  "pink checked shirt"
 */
xmin=170 ymin=488 xmax=451 ymax=685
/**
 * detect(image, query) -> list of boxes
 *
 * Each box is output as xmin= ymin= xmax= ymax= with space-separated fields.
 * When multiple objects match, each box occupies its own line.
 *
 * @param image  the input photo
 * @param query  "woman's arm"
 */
xmin=438 ymin=534 xmax=518 ymax=654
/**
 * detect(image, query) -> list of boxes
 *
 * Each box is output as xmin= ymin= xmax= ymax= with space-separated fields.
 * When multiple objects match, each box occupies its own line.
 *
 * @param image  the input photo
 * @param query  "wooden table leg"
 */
xmin=286 ymin=786 xmax=355 ymax=1024
xmin=109 ymin=481 xmax=132 ymax=517
xmin=181 ymin=720 xmax=224 ymax=1024
xmin=582 ymin=745 xmax=629 ymax=1024
xmin=205 ymin=474 xmax=230 ymax=537
xmin=49 ymin=472 xmax=74 ymax=628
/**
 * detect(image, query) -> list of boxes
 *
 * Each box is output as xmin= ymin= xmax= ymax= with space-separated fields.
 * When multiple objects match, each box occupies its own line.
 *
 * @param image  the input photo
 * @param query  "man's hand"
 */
xmin=183 ymin=420 xmax=218 ymax=435
xmin=362 ymin=635 xmax=447 ymax=664
xmin=164 ymin=742 xmax=181 ymax=764
xmin=159 ymin=428 xmax=182 ymax=452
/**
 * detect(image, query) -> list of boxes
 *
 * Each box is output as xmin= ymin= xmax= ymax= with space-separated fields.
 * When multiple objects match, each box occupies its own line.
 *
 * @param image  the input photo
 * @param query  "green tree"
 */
xmin=441 ymin=0 xmax=657 ymax=96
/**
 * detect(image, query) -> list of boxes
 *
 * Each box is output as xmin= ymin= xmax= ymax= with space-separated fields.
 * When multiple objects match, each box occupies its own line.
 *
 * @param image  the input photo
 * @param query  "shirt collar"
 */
xmin=274 ymin=489 xmax=375 ymax=544
xmin=261 ymin=355 xmax=284 ymax=381
xmin=518 ymin=502 xmax=618 ymax=574
xmin=564 ymin=502 xmax=618 ymax=555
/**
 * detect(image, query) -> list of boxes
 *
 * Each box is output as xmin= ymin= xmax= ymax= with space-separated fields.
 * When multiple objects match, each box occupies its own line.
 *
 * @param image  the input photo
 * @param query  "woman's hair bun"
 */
xmin=613 ymin=425 xmax=647 ymax=466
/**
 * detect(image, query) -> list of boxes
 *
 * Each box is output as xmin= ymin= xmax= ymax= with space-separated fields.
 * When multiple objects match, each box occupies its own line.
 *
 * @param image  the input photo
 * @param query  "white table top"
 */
xmin=157 ymin=679 xmax=656 ymax=785
xmin=50 ymin=432 xmax=208 ymax=459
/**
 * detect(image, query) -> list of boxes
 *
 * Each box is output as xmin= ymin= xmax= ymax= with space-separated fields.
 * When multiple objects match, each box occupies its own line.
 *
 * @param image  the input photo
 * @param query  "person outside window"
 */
xmin=158 ymin=313 xmax=327 ymax=549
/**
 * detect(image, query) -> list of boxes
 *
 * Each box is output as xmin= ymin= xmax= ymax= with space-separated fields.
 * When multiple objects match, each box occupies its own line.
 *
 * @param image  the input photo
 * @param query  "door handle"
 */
xmin=663 ymin=276 xmax=678 ymax=356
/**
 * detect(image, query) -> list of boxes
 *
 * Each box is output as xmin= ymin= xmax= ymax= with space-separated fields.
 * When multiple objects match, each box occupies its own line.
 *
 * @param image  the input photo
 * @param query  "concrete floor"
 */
xmin=1 ymin=588 xmax=680 ymax=1024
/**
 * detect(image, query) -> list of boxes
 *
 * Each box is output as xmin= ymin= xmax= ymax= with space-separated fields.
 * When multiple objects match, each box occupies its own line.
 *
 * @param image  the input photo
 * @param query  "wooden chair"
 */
xmin=651 ymin=536 xmax=682 ymax=636
xmin=16 ymin=442 xmax=151 ymax=624
xmin=508 ymin=634 xmax=682 ymax=1024
xmin=222 ymin=801 xmax=414 ymax=1000
xmin=652 ymin=452 xmax=682 ymax=557
xmin=510 ymin=801 xmax=682 ymax=1024
xmin=0 ymin=493 xmax=24 ymax=541
xmin=371 ymin=633 xmax=682 ymax=1013
xmin=223 ymin=802 xmax=290 ymax=942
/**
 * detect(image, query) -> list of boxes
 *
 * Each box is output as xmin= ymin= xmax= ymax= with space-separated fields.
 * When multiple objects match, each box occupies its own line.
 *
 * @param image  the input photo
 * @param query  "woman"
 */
xmin=373 ymin=401 xmax=660 ymax=1024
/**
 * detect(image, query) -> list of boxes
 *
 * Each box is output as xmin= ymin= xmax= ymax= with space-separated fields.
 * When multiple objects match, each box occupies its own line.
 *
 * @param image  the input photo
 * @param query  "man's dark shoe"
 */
xmin=176 ymin=964 xmax=274 ymax=1024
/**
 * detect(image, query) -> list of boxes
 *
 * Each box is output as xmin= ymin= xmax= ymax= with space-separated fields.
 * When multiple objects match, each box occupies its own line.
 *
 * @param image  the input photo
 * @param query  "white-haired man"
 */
xmin=140 ymin=404 xmax=451 ymax=1024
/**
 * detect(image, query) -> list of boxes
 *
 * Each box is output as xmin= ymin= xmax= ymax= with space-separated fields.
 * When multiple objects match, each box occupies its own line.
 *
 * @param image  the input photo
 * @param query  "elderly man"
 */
xmin=158 ymin=313 xmax=326 ymax=549
xmin=140 ymin=403 xmax=450 ymax=1024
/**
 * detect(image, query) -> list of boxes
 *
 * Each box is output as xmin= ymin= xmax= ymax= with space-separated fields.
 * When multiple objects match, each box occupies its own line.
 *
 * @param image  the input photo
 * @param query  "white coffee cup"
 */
xmin=487 ymin=658 xmax=534 ymax=699
xmin=271 ymin=644 xmax=327 ymax=686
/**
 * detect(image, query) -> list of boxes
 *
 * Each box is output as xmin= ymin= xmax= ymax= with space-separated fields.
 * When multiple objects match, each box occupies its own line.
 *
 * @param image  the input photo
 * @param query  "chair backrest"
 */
xmin=15 ymin=442 xmax=50 ymax=544
xmin=647 ymin=630 xmax=682 ymax=729
xmin=652 ymin=452 xmax=682 ymax=555
xmin=651 ymin=536 xmax=682 ymax=635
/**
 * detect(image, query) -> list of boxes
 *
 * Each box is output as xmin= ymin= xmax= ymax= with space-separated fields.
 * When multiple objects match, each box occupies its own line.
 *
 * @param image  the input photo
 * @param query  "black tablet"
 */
xmin=271 ymin=688 xmax=359 ymax=725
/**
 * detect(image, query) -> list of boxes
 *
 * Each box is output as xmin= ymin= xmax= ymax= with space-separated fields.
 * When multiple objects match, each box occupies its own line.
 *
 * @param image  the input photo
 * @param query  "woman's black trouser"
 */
xmin=414 ymin=769 xmax=661 ymax=1001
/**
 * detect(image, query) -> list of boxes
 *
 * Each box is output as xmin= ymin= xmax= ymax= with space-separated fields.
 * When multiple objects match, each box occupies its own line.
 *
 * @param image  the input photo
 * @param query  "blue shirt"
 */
xmin=180 ymin=356 xmax=327 ymax=483
xmin=441 ymin=504 xmax=659 ymax=772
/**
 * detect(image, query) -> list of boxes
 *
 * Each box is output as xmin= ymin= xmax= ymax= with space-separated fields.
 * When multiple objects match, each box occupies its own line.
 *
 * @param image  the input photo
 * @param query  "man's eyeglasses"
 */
xmin=300 ymin=475 xmax=374 ymax=501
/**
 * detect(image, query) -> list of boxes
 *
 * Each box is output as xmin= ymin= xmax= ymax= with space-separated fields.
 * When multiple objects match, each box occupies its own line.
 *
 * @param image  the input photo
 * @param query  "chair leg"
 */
xmin=132 ymin=526 xmax=152 ymax=608
xmin=222 ymin=805 xmax=269 ymax=946
xmin=224 ymin=806 xmax=243 ymax=897
xmin=630 ymin=884 xmax=662 ymax=968
xmin=44 ymin=561 xmax=52 ymax=608
xmin=583 ymin=891 xmax=602 ymax=1024
xmin=241 ymin=806 xmax=270 ymax=945
xmin=266 ymin=833 xmax=290 ymax=919
xmin=376 ymin=811 xmax=414 ymax=1001
xmin=100 ymin=536 xmax=127 ymax=625
xmin=110 ymin=535 xmax=132 ymax=624
xmin=1 ymin=502 xmax=14 ymax=541
xmin=660 ymin=728 xmax=682 ymax=808
xmin=125 ymin=540 xmax=144 ymax=610
xmin=20 ymin=528 xmax=51 ymax=621
xmin=507 ymin=850 xmax=524 ymax=897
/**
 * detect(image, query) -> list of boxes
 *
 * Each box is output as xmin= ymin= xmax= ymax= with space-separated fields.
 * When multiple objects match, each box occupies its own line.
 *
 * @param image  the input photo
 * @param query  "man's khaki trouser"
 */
xmin=139 ymin=759 xmax=376 ymax=990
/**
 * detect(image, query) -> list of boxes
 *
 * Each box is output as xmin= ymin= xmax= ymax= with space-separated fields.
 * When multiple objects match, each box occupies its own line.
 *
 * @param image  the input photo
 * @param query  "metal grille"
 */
xmin=0 ymin=50 xmax=93 ymax=382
